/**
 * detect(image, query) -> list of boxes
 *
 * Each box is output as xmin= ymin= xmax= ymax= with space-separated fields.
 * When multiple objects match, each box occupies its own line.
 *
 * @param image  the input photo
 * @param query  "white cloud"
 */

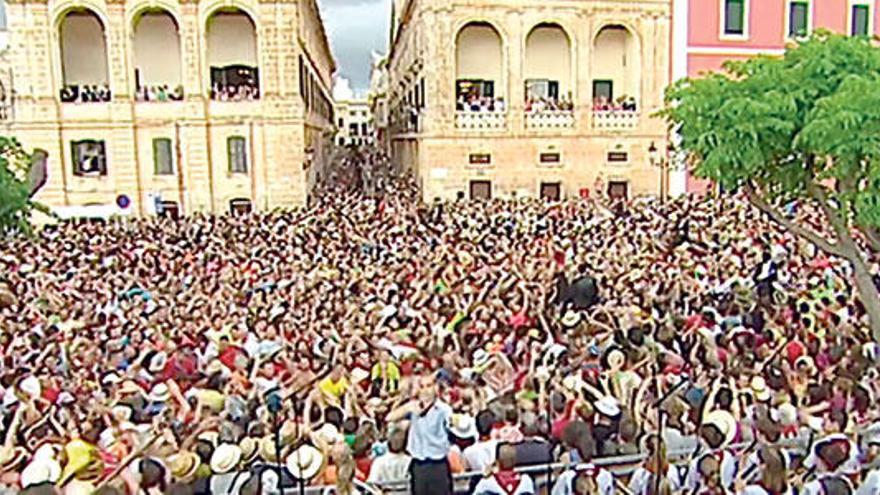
xmin=333 ymin=76 xmax=355 ymax=101
xmin=318 ymin=0 xmax=390 ymax=91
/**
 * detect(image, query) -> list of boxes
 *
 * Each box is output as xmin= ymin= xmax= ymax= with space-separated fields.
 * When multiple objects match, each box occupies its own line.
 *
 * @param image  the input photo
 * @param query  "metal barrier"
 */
xmin=360 ymin=435 xmax=812 ymax=495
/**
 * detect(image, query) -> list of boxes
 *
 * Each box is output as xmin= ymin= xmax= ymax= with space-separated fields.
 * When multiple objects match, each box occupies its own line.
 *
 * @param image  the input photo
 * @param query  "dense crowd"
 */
xmin=1 ymin=156 xmax=880 ymax=495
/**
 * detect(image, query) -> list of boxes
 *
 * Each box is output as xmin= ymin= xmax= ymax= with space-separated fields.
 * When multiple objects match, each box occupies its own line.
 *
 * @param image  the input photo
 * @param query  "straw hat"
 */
xmin=259 ymin=436 xmax=282 ymax=462
xmin=239 ymin=437 xmax=258 ymax=466
xmin=197 ymin=431 xmax=219 ymax=448
xmin=168 ymin=452 xmax=200 ymax=481
xmin=210 ymin=443 xmax=242 ymax=474
xmin=448 ymin=414 xmax=477 ymax=440
xmin=594 ymin=396 xmax=621 ymax=418
xmin=561 ymin=310 xmax=581 ymax=328
xmin=750 ymin=376 xmax=771 ymax=402
xmin=148 ymin=383 xmax=171 ymax=403
xmin=285 ymin=444 xmax=325 ymax=481
xmin=606 ymin=349 xmax=625 ymax=370
xmin=472 ymin=350 xmax=491 ymax=371
xmin=21 ymin=456 xmax=62 ymax=488
xmin=147 ymin=352 xmax=168 ymax=374
xmin=314 ymin=423 xmax=343 ymax=448
xmin=703 ymin=410 xmax=737 ymax=446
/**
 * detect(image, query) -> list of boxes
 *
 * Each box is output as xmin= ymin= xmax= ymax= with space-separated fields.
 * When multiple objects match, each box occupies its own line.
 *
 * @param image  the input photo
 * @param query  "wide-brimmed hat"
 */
xmin=750 ymin=376 xmax=771 ymax=402
xmin=118 ymin=380 xmax=144 ymax=396
xmin=606 ymin=349 xmax=625 ymax=370
xmin=210 ymin=443 xmax=242 ymax=474
xmin=314 ymin=423 xmax=343 ymax=448
xmin=703 ymin=410 xmax=737 ymax=446
xmin=148 ymin=383 xmax=171 ymax=403
xmin=259 ymin=436 xmax=282 ymax=462
xmin=561 ymin=310 xmax=581 ymax=328
xmin=594 ymin=396 xmax=621 ymax=418
xmin=197 ymin=431 xmax=219 ymax=448
xmin=472 ymin=350 xmax=491 ymax=371
xmin=239 ymin=437 xmax=258 ymax=465
xmin=168 ymin=452 xmax=200 ymax=480
xmin=448 ymin=414 xmax=477 ymax=440
xmin=285 ymin=444 xmax=325 ymax=481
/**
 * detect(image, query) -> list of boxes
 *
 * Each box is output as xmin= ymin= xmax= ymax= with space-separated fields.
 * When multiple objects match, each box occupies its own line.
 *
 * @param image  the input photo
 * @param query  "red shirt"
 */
xmin=219 ymin=345 xmax=246 ymax=370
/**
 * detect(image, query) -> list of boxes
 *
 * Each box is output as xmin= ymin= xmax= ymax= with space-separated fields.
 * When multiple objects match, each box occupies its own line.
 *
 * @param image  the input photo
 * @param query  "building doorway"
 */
xmin=469 ymin=180 xmax=492 ymax=200
xmin=607 ymin=181 xmax=628 ymax=201
xmin=158 ymin=201 xmax=180 ymax=220
xmin=229 ymin=198 xmax=253 ymax=215
xmin=540 ymin=182 xmax=561 ymax=201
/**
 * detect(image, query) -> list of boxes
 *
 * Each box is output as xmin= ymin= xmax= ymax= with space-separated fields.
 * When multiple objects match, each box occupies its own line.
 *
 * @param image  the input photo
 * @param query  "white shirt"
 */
xmin=858 ymin=469 xmax=880 ymax=495
xmin=552 ymin=467 xmax=614 ymax=495
xmin=463 ymin=440 xmax=498 ymax=472
xmin=474 ymin=473 xmax=534 ymax=495
xmin=628 ymin=466 xmax=679 ymax=495
xmin=367 ymin=452 xmax=412 ymax=487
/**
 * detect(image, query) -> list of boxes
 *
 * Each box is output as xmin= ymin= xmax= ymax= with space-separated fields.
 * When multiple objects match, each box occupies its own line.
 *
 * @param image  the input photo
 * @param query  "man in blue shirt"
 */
xmin=387 ymin=375 xmax=453 ymax=495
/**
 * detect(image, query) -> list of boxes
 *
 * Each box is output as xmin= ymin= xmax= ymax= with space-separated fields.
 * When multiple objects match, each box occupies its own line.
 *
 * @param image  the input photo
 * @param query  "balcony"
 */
xmin=455 ymin=111 xmax=507 ymax=131
xmin=592 ymin=110 xmax=639 ymax=131
xmin=525 ymin=110 xmax=575 ymax=130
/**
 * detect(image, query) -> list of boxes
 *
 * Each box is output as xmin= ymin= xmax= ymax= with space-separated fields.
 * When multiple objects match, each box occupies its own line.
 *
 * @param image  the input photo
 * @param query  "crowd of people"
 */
xmin=211 ymin=83 xmax=260 ymax=102
xmin=456 ymin=96 xmax=506 ymax=113
xmin=60 ymin=84 xmax=112 ymax=104
xmin=592 ymin=96 xmax=637 ymax=113
xmin=525 ymin=96 xmax=574 ymax=114
xmin=1 ymin=154 xmax=880 ymax=495
xmin=136 ymin=85 xmax=185 ymax=103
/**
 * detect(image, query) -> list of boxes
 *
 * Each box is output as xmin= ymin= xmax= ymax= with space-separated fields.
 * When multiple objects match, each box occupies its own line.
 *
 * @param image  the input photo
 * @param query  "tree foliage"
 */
xmin=660 ymin=31 xmax=880 ymax=339
xmin=0 ymin=137 xmax=44 ymax=235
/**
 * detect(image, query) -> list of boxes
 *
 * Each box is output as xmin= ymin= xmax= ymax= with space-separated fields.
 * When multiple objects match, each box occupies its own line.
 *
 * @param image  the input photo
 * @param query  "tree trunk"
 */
xmin=851 ymin=255 xmax=880 ymax=341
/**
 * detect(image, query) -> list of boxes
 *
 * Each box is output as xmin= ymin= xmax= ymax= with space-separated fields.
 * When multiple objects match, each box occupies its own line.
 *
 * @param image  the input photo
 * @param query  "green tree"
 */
xmin=661 ymin=31 xmax=880 ymax=340
xmin=0 ymin=137 xmax=45 ymax=235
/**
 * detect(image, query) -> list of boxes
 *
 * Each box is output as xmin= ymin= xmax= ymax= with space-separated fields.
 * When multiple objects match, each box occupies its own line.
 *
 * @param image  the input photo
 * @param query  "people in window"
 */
xmin=136 ymin=85 xmax=184 ymax=102
xmin=592 ymin=95 xmax=638 ymax=112
xmin=60 ymin=84 xmax=111 ymax=103
xmin=210 ymin=82 xmax=260 ymax=102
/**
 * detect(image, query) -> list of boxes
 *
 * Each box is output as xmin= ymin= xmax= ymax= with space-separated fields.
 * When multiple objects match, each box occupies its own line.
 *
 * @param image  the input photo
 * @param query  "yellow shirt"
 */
xmin=318 ymin=377 xmax=349 ymax=400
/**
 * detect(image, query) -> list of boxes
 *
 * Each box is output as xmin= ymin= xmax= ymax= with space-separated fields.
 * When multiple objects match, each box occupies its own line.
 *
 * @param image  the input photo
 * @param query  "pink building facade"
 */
xmin=670 ymin=0 xmax=879 ymax=194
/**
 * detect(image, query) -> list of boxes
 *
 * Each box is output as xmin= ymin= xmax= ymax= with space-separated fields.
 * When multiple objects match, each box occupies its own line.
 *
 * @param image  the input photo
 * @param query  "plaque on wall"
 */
xmin=540 ymin=153 xmax=561 ymax=163
xmin=607 ymin=152 xmax=628 ymax=162
xmin=469 ymin=153 xmax=491 ymax=165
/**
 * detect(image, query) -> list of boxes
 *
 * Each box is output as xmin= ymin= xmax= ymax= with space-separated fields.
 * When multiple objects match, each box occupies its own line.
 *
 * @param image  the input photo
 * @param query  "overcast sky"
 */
xmin=318 ymin=0 xmax=391 ymax=93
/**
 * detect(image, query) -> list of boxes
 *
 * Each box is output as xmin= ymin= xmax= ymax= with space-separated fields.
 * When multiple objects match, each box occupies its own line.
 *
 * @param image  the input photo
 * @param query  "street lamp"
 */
xmin=648 ymin=141 xmax=673 ymax=203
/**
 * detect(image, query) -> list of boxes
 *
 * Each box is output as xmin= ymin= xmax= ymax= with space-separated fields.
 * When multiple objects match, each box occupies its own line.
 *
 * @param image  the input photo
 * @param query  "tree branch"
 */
xmin=743 ymin=183 xmax=850 ymax=259
xmin=859 ymin=225 xmax=880 ymax=253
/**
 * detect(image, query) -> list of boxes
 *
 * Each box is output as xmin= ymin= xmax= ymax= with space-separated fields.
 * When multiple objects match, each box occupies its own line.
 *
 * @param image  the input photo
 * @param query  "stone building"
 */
xmin=386 ymin=0 xmax=673 ymax=201
xmin=0 ymin=0 xmax=335 ymax=217
xmin=334 ymin=97 xmax=373 ymax=147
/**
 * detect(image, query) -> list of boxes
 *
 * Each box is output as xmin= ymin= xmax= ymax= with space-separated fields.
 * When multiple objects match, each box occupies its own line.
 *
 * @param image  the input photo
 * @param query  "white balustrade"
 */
xmin=592 ymin=110 xmax=640 ymax=130
xmin=525 ymin=110 xmax=575 ymax=129
xmin=454 ymin=111 xmax=507 ymax=130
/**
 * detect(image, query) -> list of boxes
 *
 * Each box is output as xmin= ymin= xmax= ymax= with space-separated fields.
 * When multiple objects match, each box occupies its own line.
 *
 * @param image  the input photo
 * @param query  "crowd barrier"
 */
xmin=276 ymin=435 xmax=818 ymax=495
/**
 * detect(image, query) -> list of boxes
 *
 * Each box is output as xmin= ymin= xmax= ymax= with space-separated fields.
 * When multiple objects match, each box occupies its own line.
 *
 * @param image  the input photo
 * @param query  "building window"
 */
xmin=158 ymin=201 xmax=180 ymax=219
xmin=593 ymin=80 xmax=613 ymax=102
xmin=350 ymin=123 xmax=359 ymax=136
xmin=152 ymin=138 xmax=173 ymax=175
xmin=361 ymin=123 xmax=368 ymax=136
xmin=71 ymin=140 xmax=107 ymax=176
xmin=227 ymin=136 xmax=247 ymax=173
xmin=337 ymin=118 xmax=344 ymax=127
xmin=788 ymin=1 xmax=810 ymax=38
xmin=723 ymin=0 xmax=745 ymax=35
xmin=852 ymin=3 xmax=871 ymax=36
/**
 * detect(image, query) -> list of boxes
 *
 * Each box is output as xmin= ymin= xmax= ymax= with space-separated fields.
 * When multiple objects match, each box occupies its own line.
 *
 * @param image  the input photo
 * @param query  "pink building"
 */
xmin=670 ymin=0 xmax=878 ymax=194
